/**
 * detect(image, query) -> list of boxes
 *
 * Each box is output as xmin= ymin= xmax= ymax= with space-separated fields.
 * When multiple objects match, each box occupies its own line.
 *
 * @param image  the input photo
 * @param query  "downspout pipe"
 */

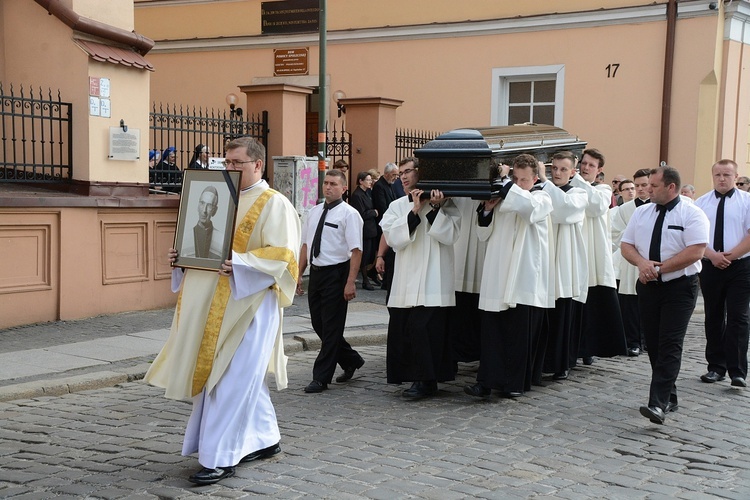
xmin=34 ymin=0 xmax=154 ymax=55
xmin=659 ymin=0 xmax=678 ymax=163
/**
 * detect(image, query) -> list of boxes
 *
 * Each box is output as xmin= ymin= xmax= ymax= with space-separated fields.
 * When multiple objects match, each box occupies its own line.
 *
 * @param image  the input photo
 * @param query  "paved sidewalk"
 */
xmin=0 ymin=303 xmax=749 ymax=498
xmin=0 ymin=282 xmax=389 ymax=402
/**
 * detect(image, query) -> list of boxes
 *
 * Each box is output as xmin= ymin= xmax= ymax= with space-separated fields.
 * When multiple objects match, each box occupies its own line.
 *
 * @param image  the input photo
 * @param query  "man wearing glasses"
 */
xmin=737 ymin=176 xmax=750 ymax=192
xmin=147 ymin=137 xmax=302 ymax=485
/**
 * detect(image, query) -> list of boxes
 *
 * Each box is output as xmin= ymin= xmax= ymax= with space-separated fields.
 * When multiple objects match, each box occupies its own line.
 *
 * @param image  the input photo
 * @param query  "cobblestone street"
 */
xmin=1 ymin=314 xmax=749 ymax=499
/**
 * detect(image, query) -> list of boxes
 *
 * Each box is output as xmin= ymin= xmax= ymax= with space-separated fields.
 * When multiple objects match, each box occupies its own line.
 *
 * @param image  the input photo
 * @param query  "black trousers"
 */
xmin=308 ymin=261 xmax=363 ymax=384
xmin=479 ymin=305 xmax=535 ymax=393
xmin=637 ymin=275 xmax=699 ymax=411
xmin=386 ymin=306 xmax=454 ymax=384
xmin=618 ymin=289 xmax=643 ymax=350
xmin=450 ymin=292 xmax=481 ymax=363
xmin=544 ymin=298 xmax=582 ymax=374
xmin=699 ymin=258 xmax=750 ymax=379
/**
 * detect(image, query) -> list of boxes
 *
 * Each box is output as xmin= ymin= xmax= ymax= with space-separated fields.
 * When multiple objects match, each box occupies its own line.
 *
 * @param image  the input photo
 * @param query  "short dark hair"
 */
xmin=326 ymin=169 xmax=347 ymax=185
xmin=651 ymin=165 xmax=681 ymax=190
xmin=398 ymin=156 xmax=418 ymax=168
xmin=618 ymin=179 xmax=634 ymax=192
xmin=583 ymin=148 xmax=605 ymax=169
xmin=356 ymin=171 xmax=372 ymax=184
xmin=552 ymin=150 xmax=577 ymax=164
xmin=633 ymin=168 xmax=651 ymax=180
xmin=513 ymin=153 xmax=539 ymax=175
xmin=333 ymin=159 xmax=349 ymax=170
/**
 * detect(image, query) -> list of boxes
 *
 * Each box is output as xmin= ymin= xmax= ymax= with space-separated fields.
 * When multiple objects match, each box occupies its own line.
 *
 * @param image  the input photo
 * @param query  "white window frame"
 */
xmin=491 ymin=64 xmax=565 ymax=127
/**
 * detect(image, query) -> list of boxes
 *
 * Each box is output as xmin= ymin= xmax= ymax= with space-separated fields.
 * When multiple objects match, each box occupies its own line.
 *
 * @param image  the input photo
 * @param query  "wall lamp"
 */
xmin=333 ymin=89 xmax=346 ymax=118
xmin=226 ymin=93 xmax=244 ymax=118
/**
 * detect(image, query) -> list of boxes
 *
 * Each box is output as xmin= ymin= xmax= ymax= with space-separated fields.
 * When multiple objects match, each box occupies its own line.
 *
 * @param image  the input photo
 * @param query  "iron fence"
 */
xmin=395 ymin=128 xmax=440 ymax=163
xmin=0 ymin=83 xmax=73 ymax=183
xmin=148 ymin=103 xmax=268 ymax=193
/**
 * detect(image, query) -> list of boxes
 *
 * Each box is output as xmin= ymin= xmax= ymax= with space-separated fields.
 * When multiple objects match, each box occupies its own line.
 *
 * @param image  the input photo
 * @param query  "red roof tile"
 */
xmin=74 ymin=39 xmax=154 ymax=71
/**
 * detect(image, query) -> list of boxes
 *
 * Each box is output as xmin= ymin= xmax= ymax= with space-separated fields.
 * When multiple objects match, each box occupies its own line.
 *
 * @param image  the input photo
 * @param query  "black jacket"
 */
xmin=350 ymin=187 xmax=379 ymax=239
xmin=371 ymin=176 xmax=397 ymax=224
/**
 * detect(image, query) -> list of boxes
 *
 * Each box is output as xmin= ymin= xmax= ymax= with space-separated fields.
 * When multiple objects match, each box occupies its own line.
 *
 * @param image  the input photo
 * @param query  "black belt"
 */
xmin=310 ymin=261 xmax=349 ymax=272
xmin=644 ymin=274 xmax=697 ymax=285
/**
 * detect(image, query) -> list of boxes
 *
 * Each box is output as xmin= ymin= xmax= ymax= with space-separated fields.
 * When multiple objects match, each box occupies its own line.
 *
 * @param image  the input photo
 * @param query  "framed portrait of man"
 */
xmin=173 ymin=169 xmax=242 ymax=271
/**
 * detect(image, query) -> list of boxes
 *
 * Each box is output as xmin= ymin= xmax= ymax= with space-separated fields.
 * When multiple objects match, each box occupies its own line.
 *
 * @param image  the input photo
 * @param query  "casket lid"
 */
xmin=414 ymin=129 xmax=492 ymax=158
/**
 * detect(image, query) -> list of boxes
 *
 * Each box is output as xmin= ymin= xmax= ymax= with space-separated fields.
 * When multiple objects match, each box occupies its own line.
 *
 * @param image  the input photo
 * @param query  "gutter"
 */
xmin=659 ymin=0 xmax=678 ymax=163
xmin=34 ymin=0 xmax=154 ymax=55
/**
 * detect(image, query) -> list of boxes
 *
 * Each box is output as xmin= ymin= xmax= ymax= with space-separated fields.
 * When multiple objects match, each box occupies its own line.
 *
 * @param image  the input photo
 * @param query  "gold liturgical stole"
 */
xmin=191 ymin=188 xmax=277 ymax=396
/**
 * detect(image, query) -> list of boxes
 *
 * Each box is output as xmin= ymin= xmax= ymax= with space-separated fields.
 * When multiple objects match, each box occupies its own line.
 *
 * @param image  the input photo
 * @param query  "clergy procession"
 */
xmin=145 ymin=138 xmax=750 ymax=486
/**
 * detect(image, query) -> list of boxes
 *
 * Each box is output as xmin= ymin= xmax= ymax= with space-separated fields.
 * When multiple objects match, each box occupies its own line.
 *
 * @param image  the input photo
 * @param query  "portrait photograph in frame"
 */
xmin=173 ymin=169 xmax=242 ymax=272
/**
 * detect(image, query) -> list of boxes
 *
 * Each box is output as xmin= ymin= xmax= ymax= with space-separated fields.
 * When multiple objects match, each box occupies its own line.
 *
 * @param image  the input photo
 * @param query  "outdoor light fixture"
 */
xmin=225 ymin=93 xmax=243 ymax=118
xmin=333 ymin=89 xmax=346 ymax=117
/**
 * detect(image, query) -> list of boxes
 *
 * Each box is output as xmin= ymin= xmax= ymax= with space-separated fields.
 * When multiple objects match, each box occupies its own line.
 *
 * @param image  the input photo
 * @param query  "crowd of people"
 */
xmin=145 ymin=141 xmax=750 ymax=485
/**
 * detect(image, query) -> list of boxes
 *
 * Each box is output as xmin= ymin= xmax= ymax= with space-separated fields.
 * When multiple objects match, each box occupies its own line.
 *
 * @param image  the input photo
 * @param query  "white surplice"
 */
xmin=452 ymin=197 xmax=486 ymax=294
xmin=610 ymin=199 xmax=640 ymax=295
xmin=477 ymin=185 xmax=554 ymax=312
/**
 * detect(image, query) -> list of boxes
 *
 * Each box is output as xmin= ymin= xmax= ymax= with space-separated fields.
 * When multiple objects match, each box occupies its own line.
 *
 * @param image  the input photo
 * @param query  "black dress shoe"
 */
xmin=627 ymin=347 xmax=641 ymax=357
xmin=499 ymin=391 xmax=523 ymax=398
xmin=665 ymin=401 xmax=678 ymax=413
xmin=240 ymin=443 xmax=281 ymax=463
xmin=553 ymin=370 xmax=569 ymax=380
xmin=700 ymin=371 xmax=725 ymax=383
xmin=464 ymin=383 xmax=491 ymax=398
xmin=336 ymin=360 xmax=365 ymax=383
xmin=731 ymin=376 xmax=747 ymax=388
xmin=362 ymin=282 xmax=375 ymax=291
xmin=402 ymin=381 xmax=437 ymax=399
xmin=639 ymin=405 xmax=665 ymax=424
xmin=304 ymin=380 xmax=327 ymax=393
xmin=188 ymin=466 xmax=235 ymax=485
xmin=582 ymin=356 xmax=594 ymax=365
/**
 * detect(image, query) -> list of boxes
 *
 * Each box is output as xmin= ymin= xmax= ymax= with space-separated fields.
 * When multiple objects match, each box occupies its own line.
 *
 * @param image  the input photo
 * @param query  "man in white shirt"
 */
xmin=694 ymin=159 xmax=750 ymax=388
xmin=622 ymin=165 xmax=709 ymax=424
xmin=298 ymin=169 xmax=365 ymax=393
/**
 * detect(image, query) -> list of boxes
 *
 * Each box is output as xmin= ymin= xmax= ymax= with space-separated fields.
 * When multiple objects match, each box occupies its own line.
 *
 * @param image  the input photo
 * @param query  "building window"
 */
xmin=491 ymin=65 xmax=565 ymax=127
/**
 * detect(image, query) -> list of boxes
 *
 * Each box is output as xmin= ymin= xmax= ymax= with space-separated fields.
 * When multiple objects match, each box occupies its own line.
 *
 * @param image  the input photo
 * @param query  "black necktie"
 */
xmin=649 ymin=205 xmax=667 ymax=262
xmin=713 ymin=189 xmax=734 ymax=252
xmin=635 ymin=198 xmax=650 ymax=207
xmin=310 ymin=199 xmax=343 ymax=262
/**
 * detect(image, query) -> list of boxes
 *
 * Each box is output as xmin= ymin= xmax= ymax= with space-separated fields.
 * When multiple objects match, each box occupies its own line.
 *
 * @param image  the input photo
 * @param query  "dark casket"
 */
xmin=414 ymin=124 xmax=587 ymax=199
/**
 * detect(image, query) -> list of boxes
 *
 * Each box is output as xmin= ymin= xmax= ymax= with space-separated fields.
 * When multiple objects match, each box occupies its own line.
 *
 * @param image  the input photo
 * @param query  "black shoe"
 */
xmin=731 ymin=376 xmax=747 ymax=388
xmin=700 ymin=371 xmax=725 ymax=383
xmin=402 ymin=381 xmax=437 ymax=399
xmin=665 ymin=401 xmax=678 ymax=413
xmin=553 ymin=370 xmax=569 ymax=380
xmin=627 ymin=347 xmax=641 ymax=357
xmin=240 ymin=443 xmax=281 ymax=463
xmin=639 ymin=405 xmax=665 ymax=424
xmin=336 ymin=360 xmax=364 ymax=383
xmin=499 ymin=391 xmax=523 ymax=398
xmin=582 ymin=356 xmax=594 ymax=365
xmin=464 ymin=383 xmax=491 ymax=398
xmin=304 ymin=380 xmax=327 ymax=393
xmin=188 ymin=466 xmax=235 ymax=485
xmin=362 ymin=281 xmax=375 ymax=291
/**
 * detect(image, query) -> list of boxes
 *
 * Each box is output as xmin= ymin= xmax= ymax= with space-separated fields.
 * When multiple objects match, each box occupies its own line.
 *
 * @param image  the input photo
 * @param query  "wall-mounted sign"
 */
xmin=108 ymin=127 xmax=140 ymax=161
xmin=89 ymin=77 xmax=112 ymax=116
xmin=261 ymin=0 xmax=318 ymax=35
xmin=274 ymin=48 xmax=309 ymax=76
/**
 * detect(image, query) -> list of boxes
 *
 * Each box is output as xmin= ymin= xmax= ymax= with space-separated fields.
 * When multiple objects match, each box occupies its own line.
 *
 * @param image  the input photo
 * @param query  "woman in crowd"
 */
xmin=349 ymin=171 xmax=379 ymax=290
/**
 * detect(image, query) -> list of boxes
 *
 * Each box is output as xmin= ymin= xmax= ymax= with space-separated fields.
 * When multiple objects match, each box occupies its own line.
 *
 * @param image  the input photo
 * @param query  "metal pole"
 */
xmin=317 ymin=0 xmax=327 ymax=202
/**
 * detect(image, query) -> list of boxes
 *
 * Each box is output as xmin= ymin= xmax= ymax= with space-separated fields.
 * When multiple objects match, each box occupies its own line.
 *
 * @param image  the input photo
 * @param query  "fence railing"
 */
xmin=0 ymin=83 xmax=73 ymax=183
xmin=148 ymin=103 xmax=269 ymax=193
xmin=395 ymin=128 xmax=440 ymax=163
